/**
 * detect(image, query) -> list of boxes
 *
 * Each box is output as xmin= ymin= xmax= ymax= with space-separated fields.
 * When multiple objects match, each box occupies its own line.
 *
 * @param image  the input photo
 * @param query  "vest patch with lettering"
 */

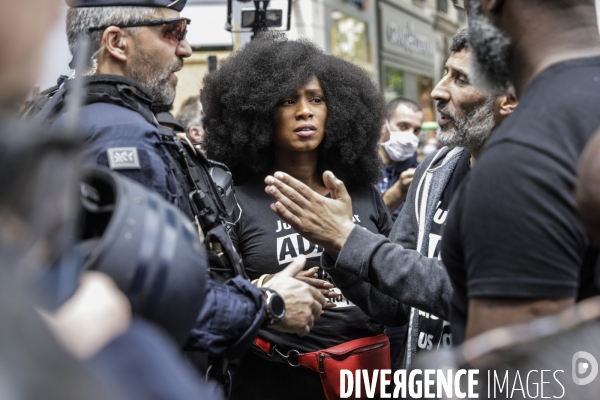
xmin=107 ymin=147 xmax=141 ymax=170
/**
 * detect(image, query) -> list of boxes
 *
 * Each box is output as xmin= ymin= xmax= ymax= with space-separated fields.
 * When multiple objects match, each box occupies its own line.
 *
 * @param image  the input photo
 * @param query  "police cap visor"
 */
xmin=66 ymin=0 xmax=188 ymax=12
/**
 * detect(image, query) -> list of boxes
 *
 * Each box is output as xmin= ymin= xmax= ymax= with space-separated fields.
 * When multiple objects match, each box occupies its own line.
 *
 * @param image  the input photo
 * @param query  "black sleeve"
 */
xmin=372 ymin=185 xmax=393 ymax=237
xmin=324 ymin=185 xmax=417 ymax=326
xmin=326 ymin=267 xmax=410 ymax=326
xmin=186 ymin=277 xmax=264 ymax=358
xmin=448 ymin=143 xmax=589 ymax=299
xmin=326 ymin=227 xmax=452 ymax=319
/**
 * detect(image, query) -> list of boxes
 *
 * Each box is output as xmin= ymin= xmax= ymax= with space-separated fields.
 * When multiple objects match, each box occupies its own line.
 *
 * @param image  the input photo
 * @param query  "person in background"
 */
xmin=377 ymin=97 xmax=422 ymax=364
xmin=378 ymin=97 xmax=421 ymax=221
xmin=177 ymin=95 xmax=205 ymax=147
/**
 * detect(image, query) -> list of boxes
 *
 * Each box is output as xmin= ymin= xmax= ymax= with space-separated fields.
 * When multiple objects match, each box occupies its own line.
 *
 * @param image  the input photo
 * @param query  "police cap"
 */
xmin=66 ymin=0 xmax=187 ymax=12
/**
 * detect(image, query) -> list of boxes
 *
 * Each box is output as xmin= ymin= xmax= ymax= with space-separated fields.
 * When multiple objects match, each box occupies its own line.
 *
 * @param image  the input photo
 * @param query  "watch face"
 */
xmin=270 ymin=295 xmax=285 ymax=319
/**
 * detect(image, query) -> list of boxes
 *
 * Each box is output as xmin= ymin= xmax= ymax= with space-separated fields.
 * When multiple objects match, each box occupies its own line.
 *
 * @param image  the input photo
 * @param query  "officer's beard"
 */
xmin=127 ymin=50 xmax=183 ymax=107
xmin=467 ymin=1 xmax=513 ymax=95
xmin=436 ymin=96 xmax=496 ymax=153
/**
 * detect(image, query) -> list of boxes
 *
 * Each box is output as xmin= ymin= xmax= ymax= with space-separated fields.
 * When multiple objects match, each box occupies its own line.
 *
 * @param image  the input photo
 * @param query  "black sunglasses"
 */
xmin=89 ymin=17 xmax=191 ymax=43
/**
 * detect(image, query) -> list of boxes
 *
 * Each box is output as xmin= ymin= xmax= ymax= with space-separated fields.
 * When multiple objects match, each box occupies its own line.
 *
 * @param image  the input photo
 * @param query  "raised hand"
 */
xmin=265 ymin=171 xmax=355 ymax=259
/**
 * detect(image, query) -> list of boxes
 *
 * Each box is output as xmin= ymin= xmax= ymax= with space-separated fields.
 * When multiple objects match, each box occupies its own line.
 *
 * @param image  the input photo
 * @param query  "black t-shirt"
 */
xmin=441 ymin=56 xmax=600 ymax=346
xmin=230 ymin=176 xmax=392 ymax=354
xmin=416 ymin=149 xmax=470 ymax=353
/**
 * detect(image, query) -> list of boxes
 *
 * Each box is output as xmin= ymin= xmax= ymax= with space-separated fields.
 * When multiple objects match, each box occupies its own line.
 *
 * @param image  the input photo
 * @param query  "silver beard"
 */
xmin=467 ymin=1 xmax=513 ymax=95
xmin=127 ymin=50 xmax=181 ymax=106
xmin=436 ymin=96 xmax=496 ymax=152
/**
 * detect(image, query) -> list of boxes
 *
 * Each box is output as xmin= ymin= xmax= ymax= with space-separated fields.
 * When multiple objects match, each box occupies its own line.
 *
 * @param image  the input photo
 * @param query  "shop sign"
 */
xmin=387 ymin=22 xmax=434 ymax=57
xmin=342 ymin=0 xmax=370 ymax=10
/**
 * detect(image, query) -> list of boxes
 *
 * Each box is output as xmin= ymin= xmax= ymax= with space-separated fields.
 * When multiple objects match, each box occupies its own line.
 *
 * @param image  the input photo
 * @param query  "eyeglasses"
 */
xmin=89 ymin=17 xmax=191 ymax=43
xmin=451 ymin=0 xmax=466 ymax=10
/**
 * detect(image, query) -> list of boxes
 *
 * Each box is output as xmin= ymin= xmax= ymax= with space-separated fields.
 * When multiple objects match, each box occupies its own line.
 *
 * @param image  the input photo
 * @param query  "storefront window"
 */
xmin=417 ymin=75 xmax=435 ymax=122
xmin=383 ymin=66 xmax=404 ymax=102
xmin=331 ymin=11 xmax=371 ymax=72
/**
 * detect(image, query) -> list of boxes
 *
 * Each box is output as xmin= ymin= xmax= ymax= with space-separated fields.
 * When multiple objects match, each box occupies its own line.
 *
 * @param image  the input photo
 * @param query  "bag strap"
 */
xmin=254 ymin=334 xmax=390 ymax=372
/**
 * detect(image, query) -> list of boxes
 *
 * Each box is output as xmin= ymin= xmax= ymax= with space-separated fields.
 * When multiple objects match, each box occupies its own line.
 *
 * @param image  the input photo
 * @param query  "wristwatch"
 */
xmin=260 ymin=287 xmax=286 ymax=326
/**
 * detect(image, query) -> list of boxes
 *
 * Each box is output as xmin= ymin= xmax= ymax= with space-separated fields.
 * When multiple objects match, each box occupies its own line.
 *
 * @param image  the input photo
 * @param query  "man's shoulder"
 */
xmin=81 ymin=102 xmax=153 ymax=126
xmin=484 ymin=57 xmax=600 ymax=159
xmin=76 ymin=102 xmax=159 ymax=140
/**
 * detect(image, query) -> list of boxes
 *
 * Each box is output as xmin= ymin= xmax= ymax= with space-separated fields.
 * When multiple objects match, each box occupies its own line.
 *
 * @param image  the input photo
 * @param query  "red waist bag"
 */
xmin=256 ymin=334 xmax=390 ymax=400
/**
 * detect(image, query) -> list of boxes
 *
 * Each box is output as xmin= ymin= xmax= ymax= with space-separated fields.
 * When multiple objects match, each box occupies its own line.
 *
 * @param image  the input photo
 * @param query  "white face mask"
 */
xmin=380 ymin=120 xmax=420 ymax=162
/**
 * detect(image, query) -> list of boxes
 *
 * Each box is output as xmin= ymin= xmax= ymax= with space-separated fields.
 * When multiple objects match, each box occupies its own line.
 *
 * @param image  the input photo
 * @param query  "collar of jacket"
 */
xmin=64 ymin=74 xmax=156 ymax=125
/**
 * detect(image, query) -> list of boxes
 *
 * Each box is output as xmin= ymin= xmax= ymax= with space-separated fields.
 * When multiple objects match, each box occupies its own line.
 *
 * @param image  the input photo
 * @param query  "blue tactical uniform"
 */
xmin=79 ymin=102 xmax=175 ymax=199
xmin=52 ymin=74 xmax=264 ymax=358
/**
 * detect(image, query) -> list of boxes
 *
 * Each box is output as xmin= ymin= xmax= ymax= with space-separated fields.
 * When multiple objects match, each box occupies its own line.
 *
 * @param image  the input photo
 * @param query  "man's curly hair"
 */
xmin=201 ymin=33 xmax=384 ymax=189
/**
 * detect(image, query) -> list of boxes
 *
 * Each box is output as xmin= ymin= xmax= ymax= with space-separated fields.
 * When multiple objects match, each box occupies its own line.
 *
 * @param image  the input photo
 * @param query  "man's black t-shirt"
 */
xmin=417 ymin=149 xmax=470 ymax=353
xmin=230 ymin=177 xmax=392 ymax=354
xmin=441 ymin=56 xmax=600 ymax=346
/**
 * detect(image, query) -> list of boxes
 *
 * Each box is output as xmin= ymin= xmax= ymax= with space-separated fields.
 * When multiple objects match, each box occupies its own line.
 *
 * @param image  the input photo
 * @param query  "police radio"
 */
xmin=209 ymin=164 xmax=236 ymax=217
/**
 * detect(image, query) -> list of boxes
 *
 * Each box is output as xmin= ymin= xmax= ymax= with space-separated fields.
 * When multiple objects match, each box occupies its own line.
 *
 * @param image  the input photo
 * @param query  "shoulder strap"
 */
xmin=158 ymin=129 xmax=247 ymax=280
xmin=27 ymin=75 xmax=157 ymax=129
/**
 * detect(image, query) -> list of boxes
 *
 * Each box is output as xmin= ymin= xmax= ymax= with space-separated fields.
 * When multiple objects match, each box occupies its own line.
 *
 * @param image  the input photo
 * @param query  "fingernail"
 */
xmin=274 ymin=172 xmax=284 ymax=179
xmin=265 ymin=176 xmax=273 ymax=184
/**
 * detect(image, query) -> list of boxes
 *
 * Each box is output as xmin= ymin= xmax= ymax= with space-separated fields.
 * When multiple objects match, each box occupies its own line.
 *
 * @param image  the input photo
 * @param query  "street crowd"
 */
xmin=1 ymin=0 xmax=600 ymax=399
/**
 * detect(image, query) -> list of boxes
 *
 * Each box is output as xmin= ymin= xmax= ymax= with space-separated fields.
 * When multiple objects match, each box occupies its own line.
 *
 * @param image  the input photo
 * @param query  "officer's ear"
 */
xmin=102 ymin=27 xmax=128 ymax=62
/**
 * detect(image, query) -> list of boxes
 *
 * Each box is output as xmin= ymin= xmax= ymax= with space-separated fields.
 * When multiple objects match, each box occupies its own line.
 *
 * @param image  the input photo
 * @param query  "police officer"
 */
xmin=48 ymin=0 xmax=327 ymax=365
xmin=0 ymin=0 xmax=227 ymax=398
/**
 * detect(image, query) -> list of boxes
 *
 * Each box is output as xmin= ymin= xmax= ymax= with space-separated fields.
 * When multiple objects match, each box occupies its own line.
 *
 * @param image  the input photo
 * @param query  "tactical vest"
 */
xmin=29 ymin=75 xmax=246 ymax=282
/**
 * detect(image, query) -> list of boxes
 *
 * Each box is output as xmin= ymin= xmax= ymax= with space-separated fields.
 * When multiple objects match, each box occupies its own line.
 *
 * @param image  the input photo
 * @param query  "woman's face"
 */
xmin=273 ymin=76 xmax=327 ymax=153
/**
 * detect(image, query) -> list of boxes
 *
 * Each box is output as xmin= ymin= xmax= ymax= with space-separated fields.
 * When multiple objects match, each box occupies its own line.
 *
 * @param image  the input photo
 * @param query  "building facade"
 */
xmin=378 ymin=0 xmax=464 ymax=122
xmin=175 ymin=0 xmax=381 ymax=112
xmin=174 ymin=0 xmax=463 ymax=118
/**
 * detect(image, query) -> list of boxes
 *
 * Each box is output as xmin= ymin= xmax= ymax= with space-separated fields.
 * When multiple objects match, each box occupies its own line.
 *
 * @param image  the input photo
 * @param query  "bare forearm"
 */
xmin=382 ymin=189 xmax=406 ymax=215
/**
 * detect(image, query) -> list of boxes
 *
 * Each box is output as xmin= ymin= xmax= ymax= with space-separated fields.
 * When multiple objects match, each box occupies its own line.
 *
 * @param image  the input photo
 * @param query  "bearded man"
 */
xmin=44 ymin=0 xmax=327 ymax=375
xmin=260 ymin=29 xmax=516 ymax=369
xmin=440 ymin=0 xmax=600 ymax=346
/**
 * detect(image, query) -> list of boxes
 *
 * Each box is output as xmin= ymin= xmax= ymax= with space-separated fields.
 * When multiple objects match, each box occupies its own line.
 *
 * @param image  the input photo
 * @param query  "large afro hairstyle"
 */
xmin=201 ymin=33 xmax=384 ymax=189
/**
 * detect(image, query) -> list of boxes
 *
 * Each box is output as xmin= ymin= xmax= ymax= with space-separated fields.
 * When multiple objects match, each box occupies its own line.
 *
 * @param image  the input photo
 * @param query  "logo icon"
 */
xmin=572 ymin=351 xmax=598 ymax=385
xmin=107 ymin=147 xmax=141 ymax=170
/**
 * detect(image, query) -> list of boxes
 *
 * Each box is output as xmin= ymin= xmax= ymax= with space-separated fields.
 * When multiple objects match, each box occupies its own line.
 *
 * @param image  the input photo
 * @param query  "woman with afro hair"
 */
xmin=202 ymin=33 xmax=407 ymax=400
